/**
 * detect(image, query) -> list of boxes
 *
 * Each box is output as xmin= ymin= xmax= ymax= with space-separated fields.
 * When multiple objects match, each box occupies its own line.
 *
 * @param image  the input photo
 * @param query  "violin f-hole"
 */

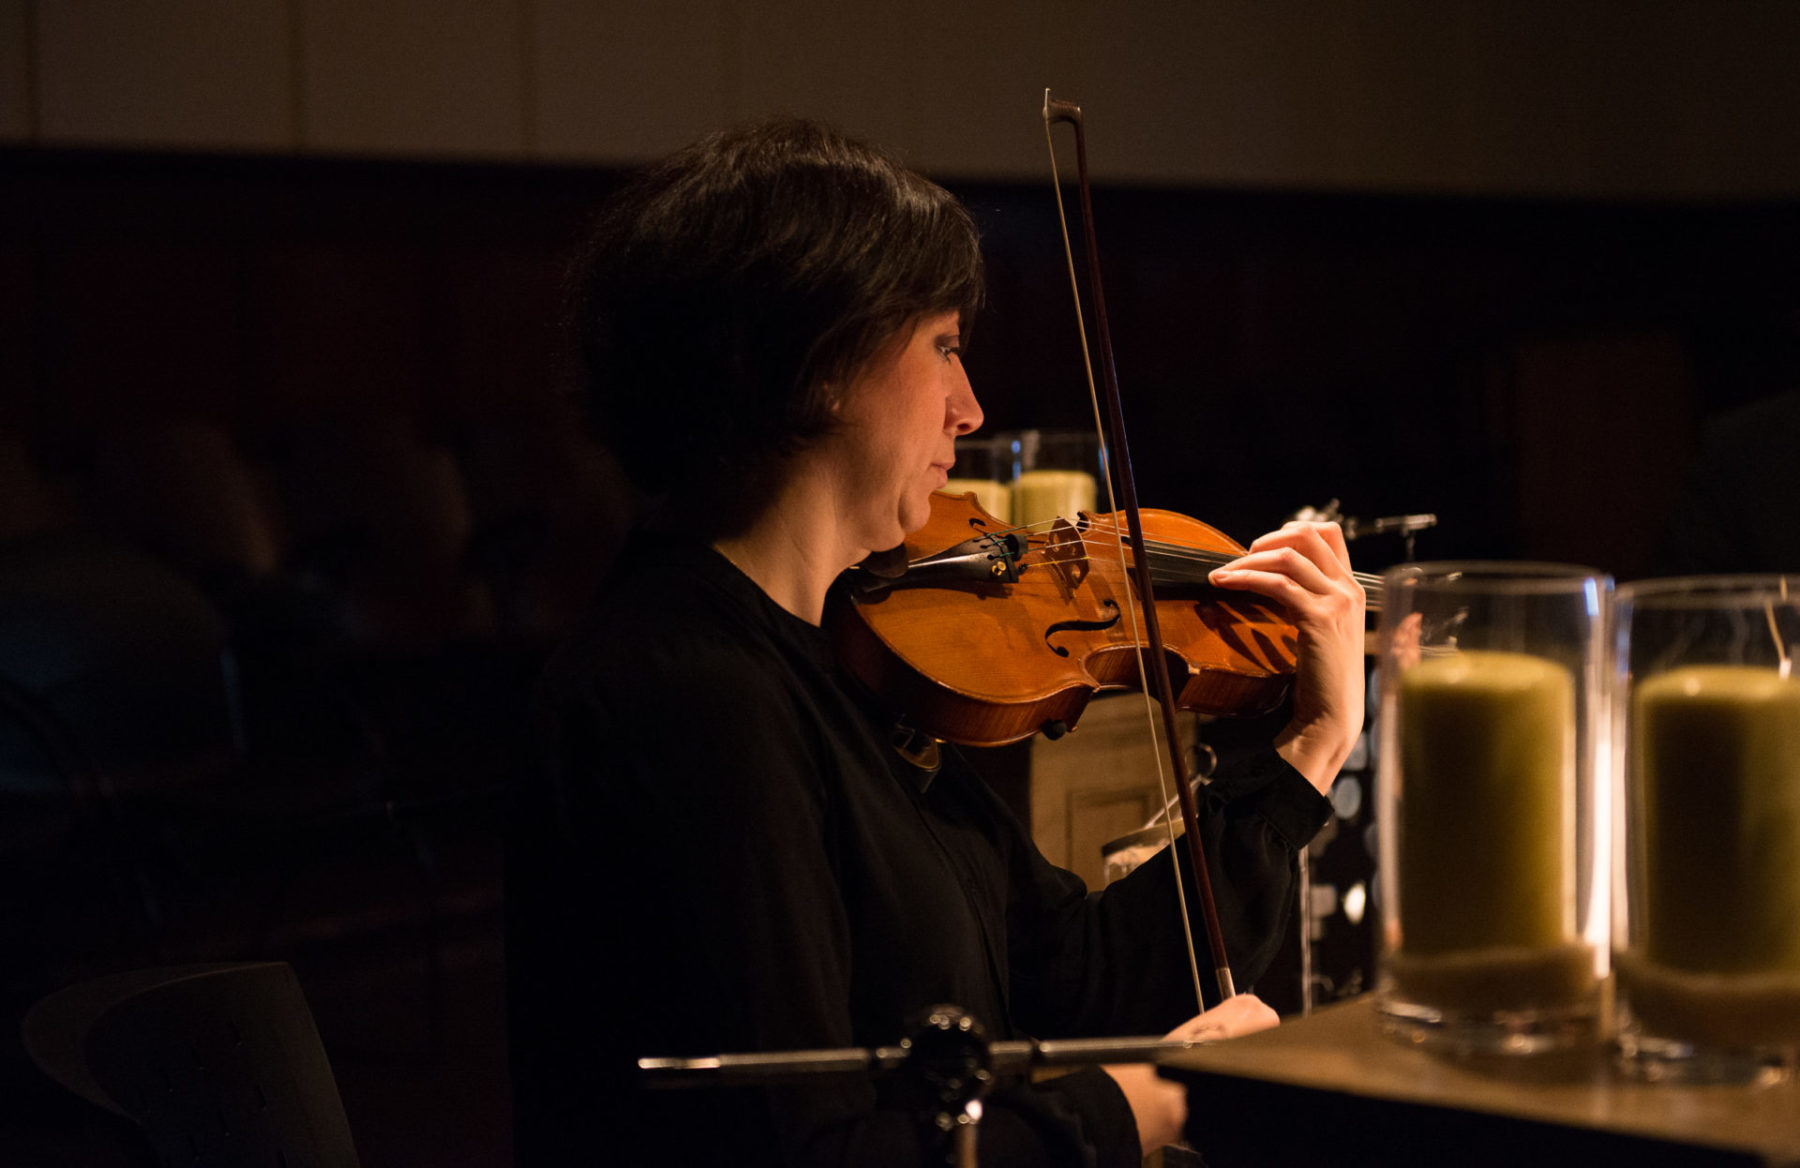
xmin=1043 ymin=600 xmax=1121 ymax=658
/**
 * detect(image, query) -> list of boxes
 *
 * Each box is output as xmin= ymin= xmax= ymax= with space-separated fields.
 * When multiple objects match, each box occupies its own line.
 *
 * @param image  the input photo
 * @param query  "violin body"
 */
xmin=830 ymin=491 xmax=1299 ymax=747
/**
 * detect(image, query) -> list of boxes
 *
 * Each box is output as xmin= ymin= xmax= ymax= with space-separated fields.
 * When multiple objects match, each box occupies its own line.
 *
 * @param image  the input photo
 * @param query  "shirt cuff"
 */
xmin=1211 ymin=747 xmax=1333 ymax=850
xmin=1037 ymin=1066 xmax=1142 ymax=1168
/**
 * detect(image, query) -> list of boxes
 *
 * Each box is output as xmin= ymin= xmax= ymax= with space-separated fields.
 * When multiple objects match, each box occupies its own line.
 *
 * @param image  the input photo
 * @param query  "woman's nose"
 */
xmin=948 ymin=368 xmax=983 ymax=435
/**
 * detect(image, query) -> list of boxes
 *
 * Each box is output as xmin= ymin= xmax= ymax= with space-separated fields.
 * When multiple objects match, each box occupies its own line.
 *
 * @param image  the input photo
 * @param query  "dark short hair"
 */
xmin=571 ymin=119 xmax=984 ymax=539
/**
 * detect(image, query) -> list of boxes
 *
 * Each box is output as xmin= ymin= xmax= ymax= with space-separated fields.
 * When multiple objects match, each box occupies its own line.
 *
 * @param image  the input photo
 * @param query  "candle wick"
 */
xmin=1765 ymin=598 xmax=1791 ymax=678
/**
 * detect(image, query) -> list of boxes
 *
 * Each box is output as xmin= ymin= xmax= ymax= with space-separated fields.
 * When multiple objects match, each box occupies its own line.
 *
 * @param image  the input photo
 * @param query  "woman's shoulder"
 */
xmin=534 ymin=535 xmax=855 ymax=821
xmin=543 ymin=532 xmax=819 ymax=716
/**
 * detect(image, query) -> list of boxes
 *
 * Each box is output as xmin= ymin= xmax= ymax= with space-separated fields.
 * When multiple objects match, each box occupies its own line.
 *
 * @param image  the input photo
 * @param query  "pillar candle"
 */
xmin=1398 ymin=650 xmax=1573 ymax=956
xmin=938 ymin=479 xmax=1011 ymax=523
xmin=1634 ymin=665 xmax=1800 ymax=974
xmin=1010 ymin=470 xmax=1096 ymax=529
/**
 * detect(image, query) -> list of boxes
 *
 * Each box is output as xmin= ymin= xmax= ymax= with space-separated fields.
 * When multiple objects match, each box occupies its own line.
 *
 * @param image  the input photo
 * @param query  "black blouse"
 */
xmin=506 ymin=533 xmax=1331 ymax=1167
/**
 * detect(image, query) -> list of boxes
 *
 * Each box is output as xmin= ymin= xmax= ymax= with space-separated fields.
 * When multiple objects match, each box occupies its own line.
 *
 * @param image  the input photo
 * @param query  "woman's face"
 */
xmin=826 ymin=310 xmax=983 ymax=552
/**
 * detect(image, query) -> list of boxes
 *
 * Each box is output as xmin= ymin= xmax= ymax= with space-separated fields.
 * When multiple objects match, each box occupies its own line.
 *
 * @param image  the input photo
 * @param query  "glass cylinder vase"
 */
xmin=1613 ymin=575 xmax=1800 ymax=1084
xmin=995 ymin=429 xmax=1100 ymax=529
xmin=939 ymin=435 xmax=1012 ymax=522
xmin=1375 ymin=562 xmax=1612 ymax=1054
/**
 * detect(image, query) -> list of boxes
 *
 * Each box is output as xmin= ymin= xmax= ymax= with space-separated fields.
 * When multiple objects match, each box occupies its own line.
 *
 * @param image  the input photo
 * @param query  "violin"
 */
xmin=831 ymin=490 xmax=1313 ymax=748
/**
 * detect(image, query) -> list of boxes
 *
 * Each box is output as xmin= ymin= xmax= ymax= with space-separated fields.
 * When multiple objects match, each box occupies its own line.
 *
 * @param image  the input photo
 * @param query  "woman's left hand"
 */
xmin=1208 ymin=521 xmax=1365 ymax=793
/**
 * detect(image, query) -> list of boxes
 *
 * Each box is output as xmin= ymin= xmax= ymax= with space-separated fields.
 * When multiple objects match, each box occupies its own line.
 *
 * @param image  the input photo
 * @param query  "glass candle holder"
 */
xmin=1613 ymin=575 xmax=1800 ymax=1084
xmin=940 ymin=436 xmax=1012 ymax=522
xmin=997 ymin=429 xmax=1101 ymax=529
xmin=1375 ymin=562 xmax=1612 ymax=1054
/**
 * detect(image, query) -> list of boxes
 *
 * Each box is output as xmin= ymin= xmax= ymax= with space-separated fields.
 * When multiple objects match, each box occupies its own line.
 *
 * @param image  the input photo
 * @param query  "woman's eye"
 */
xmin=938 ymin=344 xmax=962 ymax=362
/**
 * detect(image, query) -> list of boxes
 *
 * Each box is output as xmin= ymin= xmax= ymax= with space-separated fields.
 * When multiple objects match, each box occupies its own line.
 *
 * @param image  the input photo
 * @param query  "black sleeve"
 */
xmin=1003 ymin=747 xmax=1332 ymax=1038
xmin=510 ymin=653 xmax=1159 ymax=1168
xmin=509 ymin=659 xmax=872 ymax=1165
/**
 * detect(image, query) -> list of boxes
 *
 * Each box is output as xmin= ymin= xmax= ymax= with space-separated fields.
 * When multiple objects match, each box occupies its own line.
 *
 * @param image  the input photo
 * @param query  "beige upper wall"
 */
xmin=5 ymin=0 xmax=1799 ymax=198
xmin=0 ymin=0 xmax=31 ymax=141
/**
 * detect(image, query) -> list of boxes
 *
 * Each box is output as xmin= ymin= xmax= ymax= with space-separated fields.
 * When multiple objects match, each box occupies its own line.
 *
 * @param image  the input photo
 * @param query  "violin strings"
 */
xmin=985 ymin=523 xmax=1385 ymax=596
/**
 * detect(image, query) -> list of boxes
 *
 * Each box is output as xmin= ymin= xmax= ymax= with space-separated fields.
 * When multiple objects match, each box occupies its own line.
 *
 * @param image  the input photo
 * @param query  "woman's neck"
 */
xmin=712 ymin=467 xmax=866 ymax=625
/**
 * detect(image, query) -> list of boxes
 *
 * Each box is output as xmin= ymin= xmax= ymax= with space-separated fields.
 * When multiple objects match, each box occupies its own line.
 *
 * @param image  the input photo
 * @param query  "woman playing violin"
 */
xmin=506 ymin=118 xmax=1366 ymax=1167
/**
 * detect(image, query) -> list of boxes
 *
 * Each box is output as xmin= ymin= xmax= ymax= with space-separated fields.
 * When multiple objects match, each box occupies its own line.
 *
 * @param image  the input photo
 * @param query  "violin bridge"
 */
xmin=1036 ymin=517 xmax=1087 ymax=590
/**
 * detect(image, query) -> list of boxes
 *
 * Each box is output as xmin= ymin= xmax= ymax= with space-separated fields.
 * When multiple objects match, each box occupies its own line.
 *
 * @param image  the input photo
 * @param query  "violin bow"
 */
xmin=1042 ymin=90 xmax=1235 ymax=1008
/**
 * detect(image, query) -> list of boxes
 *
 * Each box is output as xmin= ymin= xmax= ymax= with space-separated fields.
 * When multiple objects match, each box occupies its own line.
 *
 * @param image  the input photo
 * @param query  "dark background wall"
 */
xmin=8 ymin=148 xmax=1797 ymax=580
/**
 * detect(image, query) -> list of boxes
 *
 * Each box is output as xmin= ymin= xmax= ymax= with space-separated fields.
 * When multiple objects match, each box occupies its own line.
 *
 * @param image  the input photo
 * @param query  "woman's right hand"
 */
xmin=1162 ymin=993 xmax=1280 ymax=1043
xmin=1102 ymin=994 xmax=1280 ymax=1153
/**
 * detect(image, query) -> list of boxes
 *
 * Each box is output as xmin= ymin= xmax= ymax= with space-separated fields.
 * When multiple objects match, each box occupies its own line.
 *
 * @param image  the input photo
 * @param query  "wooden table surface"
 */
xmin=1161 ymin=995 xmax=1800 ymax=1167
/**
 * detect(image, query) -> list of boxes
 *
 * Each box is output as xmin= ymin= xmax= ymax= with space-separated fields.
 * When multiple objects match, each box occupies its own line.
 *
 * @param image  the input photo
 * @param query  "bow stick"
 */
xmin=1043 ymin=90 xmax=1235 ymax=1007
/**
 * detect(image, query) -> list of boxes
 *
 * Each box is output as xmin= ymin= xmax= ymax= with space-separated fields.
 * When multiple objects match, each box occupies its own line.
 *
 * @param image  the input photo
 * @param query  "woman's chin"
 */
xmin=896 ymin=502 xmax=934 ymax=540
